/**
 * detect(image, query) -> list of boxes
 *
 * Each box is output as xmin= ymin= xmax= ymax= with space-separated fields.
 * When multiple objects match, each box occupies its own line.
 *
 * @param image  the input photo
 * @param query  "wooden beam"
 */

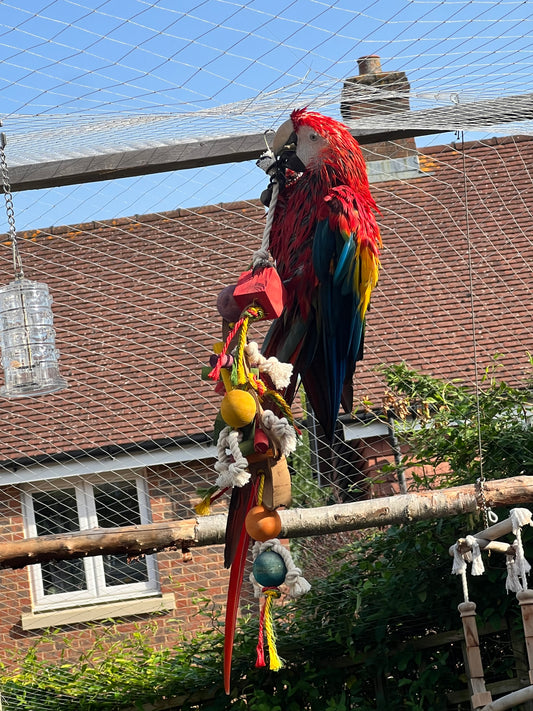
xmin=10 ymin=133 xmax=267 ymax=192
xmin=9 ymin=127 xmax=438 ymax=193
xmin=9 ymin=93 xmax=533 ymax=192
xmin=482 ymin=685 xmax=533 ymax=711
xmin=1 ymin=475 xmax=532 ymax=571
xmin=278 ymin=475 xmax=533 ymax=539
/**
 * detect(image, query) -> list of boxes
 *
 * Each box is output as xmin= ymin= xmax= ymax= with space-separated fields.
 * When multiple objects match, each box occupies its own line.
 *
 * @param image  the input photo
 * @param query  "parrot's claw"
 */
xmin=256 ymin=150 xmax=277 ymax=175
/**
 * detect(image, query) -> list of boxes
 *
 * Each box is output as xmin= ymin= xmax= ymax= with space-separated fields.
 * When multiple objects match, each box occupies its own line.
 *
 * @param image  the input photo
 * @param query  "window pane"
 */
xmin=93 ymin=481 xmax=149 ymax=586
xmin=32 ymin=489 xmax=88 ymax=595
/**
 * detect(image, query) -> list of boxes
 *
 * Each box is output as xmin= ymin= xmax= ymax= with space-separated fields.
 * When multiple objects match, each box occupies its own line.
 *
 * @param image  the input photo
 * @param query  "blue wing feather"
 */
xmin=333 ymin=239 xmax=354 ymax=287
xmin=308 ymin=202 xmax=364 ymax=440
xmin=263 ymin=185 xmax=375 ymax=442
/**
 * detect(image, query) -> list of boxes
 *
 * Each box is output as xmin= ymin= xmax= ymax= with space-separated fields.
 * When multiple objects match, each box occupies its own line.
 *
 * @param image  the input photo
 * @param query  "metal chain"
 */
xmin=475 ymin=477 xmax=490 ymax=529
xmin=475 ymin=477 xmax=498 ymax=528
xmin=0 ymin=132 xmax=23 ymax=279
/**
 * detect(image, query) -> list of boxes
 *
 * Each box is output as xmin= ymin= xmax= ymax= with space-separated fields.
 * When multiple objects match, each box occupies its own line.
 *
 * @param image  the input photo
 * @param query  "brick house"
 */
xmin=0 ymin=120 xmax=530 ymax=665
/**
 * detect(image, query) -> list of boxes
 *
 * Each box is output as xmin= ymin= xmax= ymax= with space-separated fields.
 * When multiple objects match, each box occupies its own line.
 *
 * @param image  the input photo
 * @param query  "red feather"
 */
xmin=264 ymin=109 xmax=381 ymax=440
xmin=223 ymin=476 xmax=259 ymax=694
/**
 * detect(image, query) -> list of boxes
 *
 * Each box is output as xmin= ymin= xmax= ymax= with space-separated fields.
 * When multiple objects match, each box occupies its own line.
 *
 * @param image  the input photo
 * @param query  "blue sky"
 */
xmin=1 ymin=0 xmax=533 ymax=230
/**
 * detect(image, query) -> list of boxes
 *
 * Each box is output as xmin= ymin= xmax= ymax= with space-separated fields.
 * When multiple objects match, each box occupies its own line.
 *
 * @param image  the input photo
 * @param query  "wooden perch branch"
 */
xmin=1 ymin=475 xmax=532 ymax=571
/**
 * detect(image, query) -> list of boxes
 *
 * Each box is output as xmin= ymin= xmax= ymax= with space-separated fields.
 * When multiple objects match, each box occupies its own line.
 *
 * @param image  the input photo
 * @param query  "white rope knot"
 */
xmin=506 ymin=508 xmax=533 ymax=592
xmin=260 ymin=409 xmax=297 ymax=457
xmin=510 ymin=508 xmax=533 ymax=533
xmin=214 ymin=426 xmax=250 ymax=489
xmin=451 ymin=542 xmax=467 ymax=576
xmin=465 ymin=535 xmax=485 ymax=576
xmin=506 ymin=550 xmax=522 ymax=593
xmin=245 ymin=341 xmax=293 ymax=390
xmin=451 ymin=541 xmax=472 ymax=602
xmin=250 ymin=538 xmax=311 ymax=599
xmin=250 ymin=248 xmax=272 ymax=270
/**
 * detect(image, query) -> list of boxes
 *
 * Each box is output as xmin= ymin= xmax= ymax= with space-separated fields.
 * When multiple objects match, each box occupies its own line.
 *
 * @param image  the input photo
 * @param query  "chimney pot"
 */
xmin=357 ymin=55 xmax=382 ymax=75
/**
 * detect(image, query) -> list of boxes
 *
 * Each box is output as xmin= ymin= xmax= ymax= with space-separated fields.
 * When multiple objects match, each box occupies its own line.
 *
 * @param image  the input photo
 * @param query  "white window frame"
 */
xmin=22 ymin=471 xmax=160 ymax=612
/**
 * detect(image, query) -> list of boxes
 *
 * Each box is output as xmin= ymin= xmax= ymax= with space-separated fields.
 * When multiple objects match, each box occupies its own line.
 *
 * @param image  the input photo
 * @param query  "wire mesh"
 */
xmin=0 ymin=2 xmax=531 ymax=709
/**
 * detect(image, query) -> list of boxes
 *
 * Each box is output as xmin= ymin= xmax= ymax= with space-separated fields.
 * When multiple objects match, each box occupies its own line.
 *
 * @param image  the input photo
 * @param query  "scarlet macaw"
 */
xmin=263 ymin=108 xmax=382 ymax=442
xmin=222 ymin=110 xmax=381 ymax=694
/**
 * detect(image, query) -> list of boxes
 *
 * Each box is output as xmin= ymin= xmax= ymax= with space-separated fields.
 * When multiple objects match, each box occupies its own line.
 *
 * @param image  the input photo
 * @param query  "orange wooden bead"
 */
xmin=245 ymin=505 xmax=282 ymax=542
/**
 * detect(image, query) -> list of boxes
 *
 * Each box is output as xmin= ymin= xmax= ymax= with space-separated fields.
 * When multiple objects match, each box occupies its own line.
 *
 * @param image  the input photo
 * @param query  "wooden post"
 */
xmin=458 ymin=601 xmax=492 ymax=709
xmin=517 ymin=590 xmax=533 ymax=684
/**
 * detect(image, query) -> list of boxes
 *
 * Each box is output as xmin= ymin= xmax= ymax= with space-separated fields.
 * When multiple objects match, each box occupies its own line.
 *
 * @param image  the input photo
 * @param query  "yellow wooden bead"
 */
xmin=220 ymin=389 xmax=256 ymax=429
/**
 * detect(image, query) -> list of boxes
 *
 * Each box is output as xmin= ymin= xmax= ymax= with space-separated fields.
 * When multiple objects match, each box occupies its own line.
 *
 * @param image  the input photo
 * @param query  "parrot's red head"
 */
xmin=290 ymin=108 xmax=350 ymax=143
xmin=272 ymin=108 xmax=368 ymax=184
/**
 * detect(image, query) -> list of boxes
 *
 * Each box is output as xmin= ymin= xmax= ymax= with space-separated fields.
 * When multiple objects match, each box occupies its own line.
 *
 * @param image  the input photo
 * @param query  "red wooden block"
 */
xmin=254 ymin=425 xmax=270 ymax=454
xmin=232 ymin=266 xmax=286 ymax=320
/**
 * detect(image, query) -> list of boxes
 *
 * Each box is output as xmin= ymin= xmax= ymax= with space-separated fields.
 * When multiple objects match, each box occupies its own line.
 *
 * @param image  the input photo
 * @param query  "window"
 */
xmin=23 ymin=473 xmax=160 ymax=611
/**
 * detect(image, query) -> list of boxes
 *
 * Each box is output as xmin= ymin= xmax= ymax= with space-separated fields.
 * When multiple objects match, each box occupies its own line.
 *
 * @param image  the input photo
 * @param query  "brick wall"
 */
xmin=0 ymin=463 xmax=233 ymax=669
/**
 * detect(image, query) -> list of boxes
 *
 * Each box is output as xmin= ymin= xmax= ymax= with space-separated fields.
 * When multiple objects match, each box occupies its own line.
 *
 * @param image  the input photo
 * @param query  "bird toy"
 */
xmin=200 ymin=261 xmax=305 ymax=694
xmin=250 ymin=534 xmax=310 ymax=672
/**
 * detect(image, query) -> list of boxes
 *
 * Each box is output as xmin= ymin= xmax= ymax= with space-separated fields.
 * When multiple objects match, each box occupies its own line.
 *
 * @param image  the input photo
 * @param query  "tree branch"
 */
xmin=2 ymin=476 xmax=532 ymax=570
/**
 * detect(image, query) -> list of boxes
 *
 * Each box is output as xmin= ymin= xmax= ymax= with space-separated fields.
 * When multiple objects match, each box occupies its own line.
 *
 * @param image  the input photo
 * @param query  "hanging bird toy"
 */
xmin=200 ymin=257 xmax=309 ymax=694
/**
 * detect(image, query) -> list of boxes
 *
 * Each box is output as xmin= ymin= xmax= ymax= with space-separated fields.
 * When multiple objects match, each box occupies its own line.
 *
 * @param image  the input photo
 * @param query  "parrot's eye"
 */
xmin=309 ymin=132 xmax=318 ymax=141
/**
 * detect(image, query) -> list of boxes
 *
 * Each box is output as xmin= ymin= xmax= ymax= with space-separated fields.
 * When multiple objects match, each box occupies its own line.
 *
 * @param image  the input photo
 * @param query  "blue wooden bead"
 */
xmin=253 ymin=550 xmax=287 ymax=588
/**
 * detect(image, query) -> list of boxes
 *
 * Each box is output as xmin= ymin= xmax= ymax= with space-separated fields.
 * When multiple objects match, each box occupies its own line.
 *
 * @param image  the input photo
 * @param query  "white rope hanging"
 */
xmin=451 ymin=535 xmax=485 ymax=602
xmin=506 ymin=508 xmax=533 ymax=593
xmin=253 ymin=148 xmax=279 ymax=269
xmin=451 ymin=543 xmax=470 ymax=603
xmin=245 ymin=341 xmax=293 ymax=390
xmin=214 ymin=426 xmax=250 ymax=489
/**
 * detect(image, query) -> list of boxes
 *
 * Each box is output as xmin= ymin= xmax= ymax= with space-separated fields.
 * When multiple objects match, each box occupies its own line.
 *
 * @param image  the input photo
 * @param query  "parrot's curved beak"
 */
xmin=272 ymin=119 xmax=306 ymax=174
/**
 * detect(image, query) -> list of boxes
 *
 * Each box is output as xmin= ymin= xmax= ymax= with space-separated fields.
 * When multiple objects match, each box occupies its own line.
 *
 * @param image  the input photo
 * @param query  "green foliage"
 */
xmin=288 ymin=389 xmax=333 ymax=509
xmin=1 ymin=617 xmax=225 ymax=710
xmin=3 ymin=363 xmax=532 ymax=710
xmin=377 ymin=358 xmax=533 ymax=487
xmin=3 ymin=514 xmax=526 ymax=710
xmin=288 ymin=426 xmax=330 ymax=508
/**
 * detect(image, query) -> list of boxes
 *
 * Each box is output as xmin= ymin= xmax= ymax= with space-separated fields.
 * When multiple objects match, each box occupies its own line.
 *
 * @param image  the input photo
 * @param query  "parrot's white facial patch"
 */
xmin=294 ymin=125 xmax=328 ymax=169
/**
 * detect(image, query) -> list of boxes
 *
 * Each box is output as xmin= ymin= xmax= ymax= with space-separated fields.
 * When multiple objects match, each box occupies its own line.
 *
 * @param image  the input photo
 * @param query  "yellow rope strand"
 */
xmin=257 ymin=474 xmax=265 ymax=506
xmin=194 ymin=496 xmax=212 ymax=516
xmin=247 ymin=371 xmax=267 ymax=395
xmin=264 ymin=589 xmax=282 ymax=671
xmin=234 ymin=316 xmax=250 ymax=386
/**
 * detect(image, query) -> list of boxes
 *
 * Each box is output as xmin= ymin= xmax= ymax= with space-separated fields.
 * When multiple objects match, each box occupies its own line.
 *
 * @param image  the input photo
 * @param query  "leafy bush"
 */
xmin=377 ymin=358 xmax=533 ymax=487
xmin=3 ymin=361 xmax=531 ymax=710
xmin=3 ymin=510 xmax=526 ymax=710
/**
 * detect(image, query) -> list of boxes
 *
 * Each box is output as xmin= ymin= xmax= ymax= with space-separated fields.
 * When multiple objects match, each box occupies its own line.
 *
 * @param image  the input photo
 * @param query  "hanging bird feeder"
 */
xmin=0 ymin=278 xmax=67 ymax=397
xmin=0 ymin=130 xmax=67 ymax=398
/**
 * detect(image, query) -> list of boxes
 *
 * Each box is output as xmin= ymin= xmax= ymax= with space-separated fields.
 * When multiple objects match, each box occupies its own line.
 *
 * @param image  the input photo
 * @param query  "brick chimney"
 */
xmin=341 ymin=55 xmax=417 ymax=164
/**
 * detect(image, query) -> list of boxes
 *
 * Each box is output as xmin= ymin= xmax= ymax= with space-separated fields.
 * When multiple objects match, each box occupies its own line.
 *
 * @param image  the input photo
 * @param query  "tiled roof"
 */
xmin=0 ymin=135 xmax=531 ymax=463
xmin=359 ymin=135 xmax=532 ymax=405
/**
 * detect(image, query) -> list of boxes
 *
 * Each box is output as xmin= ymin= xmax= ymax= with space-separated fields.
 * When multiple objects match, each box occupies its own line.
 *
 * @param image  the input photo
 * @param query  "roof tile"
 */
xmin=0 ymin=137 xmax=530 ymax=462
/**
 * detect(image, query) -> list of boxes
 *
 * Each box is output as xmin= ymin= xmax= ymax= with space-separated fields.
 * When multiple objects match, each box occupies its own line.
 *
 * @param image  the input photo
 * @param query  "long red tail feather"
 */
xmin=223 ymin=476 xmax=259 ymax=695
